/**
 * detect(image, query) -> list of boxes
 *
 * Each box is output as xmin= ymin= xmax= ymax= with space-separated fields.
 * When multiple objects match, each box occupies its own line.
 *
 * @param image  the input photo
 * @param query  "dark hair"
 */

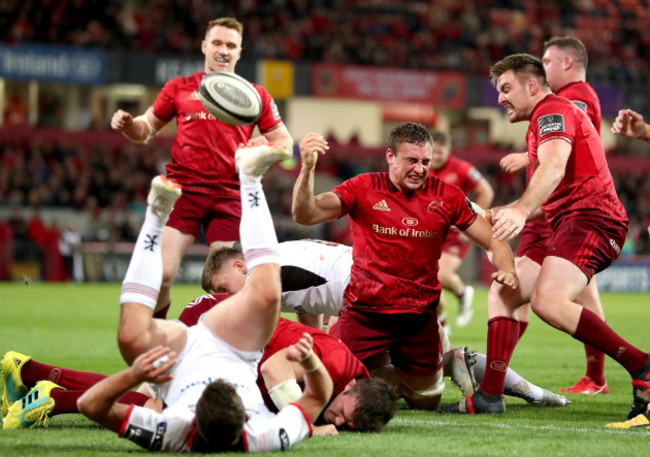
xmin=193 ymin=380 xmax=246 ymax=452
xmin=206 ymin=17 xmax=244 ymax=38
xmin=201 ymin=247 xmax=245 ymax=293
xmin=350 ymin=378 xmax=399 ymax=433
xmin=387 ymin=122 xmax=433 ymax=156
xmin=430 ymin=130 xmax=449 ymax=147
xmin=544 ymin=36 xmax=588 ymax=68
xmin=490 ymin=53 xmax=548 ymax=88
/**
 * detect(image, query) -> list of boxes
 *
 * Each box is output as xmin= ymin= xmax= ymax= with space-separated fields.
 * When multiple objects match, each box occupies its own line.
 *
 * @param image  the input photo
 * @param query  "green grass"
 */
xmin=1 ymin=282 xmax=649 ymax=455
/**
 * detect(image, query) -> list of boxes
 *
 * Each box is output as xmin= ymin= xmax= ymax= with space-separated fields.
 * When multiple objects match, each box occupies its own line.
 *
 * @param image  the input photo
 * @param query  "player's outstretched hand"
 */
xmin=491 ymin=269 xmax=518 ymax=289
xmin=131 ymin=346 xmax=176 ymax=384
xmin=611 ymin=109 xmax=645 ymax=138
xmin=110 ymin=109 xmax=134 ymax=132
xmin=298 ymin=133 xmax=329 ymax=170
xmin=492 ymin=205 xmax=526 ymax=241
xmin=500 ymin=152 xmax=529 ymax=174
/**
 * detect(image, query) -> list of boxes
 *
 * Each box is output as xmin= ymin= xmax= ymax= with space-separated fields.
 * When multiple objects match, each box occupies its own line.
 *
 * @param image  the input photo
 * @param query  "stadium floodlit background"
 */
xmin=1 ymin=0 xmax=649 ymax=288
xmin=1 ymin=2 xmax=650 ymax=455
xmin=0 ymin=0 xmax=650 ymax=287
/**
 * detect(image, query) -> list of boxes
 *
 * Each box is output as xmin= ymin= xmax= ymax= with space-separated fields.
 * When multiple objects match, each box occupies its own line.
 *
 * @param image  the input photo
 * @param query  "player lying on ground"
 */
xmin=6 ymin=147 xmax=331 ymax=451
xmin=1 ymin=317 xmax=399 ymax=433
xmin=200 ymin=240 xmax=567 ymax=408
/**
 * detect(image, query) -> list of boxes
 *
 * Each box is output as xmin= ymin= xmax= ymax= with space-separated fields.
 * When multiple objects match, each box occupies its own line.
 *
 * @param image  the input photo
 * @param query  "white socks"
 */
xmin=473 ymin=353 xmax=545 ymax=403
xmin=119 ymin=208 xmax=164 ymax=309
xmin=239 ymin=171 xmax=279 ymax=270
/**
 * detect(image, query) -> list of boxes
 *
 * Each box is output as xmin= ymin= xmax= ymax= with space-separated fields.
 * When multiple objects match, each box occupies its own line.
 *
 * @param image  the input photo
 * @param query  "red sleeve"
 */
xmin=254 ymin=85 xmax=283 ymax=133
xmin=333 ymin=175 xmax=362 ymax=216
xmin=152 ymin=78 xmax=180 ymax=123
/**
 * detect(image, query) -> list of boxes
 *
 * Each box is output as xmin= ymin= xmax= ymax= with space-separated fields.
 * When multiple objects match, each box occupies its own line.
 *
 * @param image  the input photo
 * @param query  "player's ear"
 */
xmin=233 ymin=259 xmax=247 ymax=272
xmin=344 ymin=378 xmax=357 ymax=392
xmin=386 ymin=149 xmax=395 ymax=165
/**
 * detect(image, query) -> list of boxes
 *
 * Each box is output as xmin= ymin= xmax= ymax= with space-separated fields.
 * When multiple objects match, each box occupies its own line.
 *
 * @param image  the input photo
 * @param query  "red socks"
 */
xmin=479 ymin=317 xmax=520 ymax=396
xmin=22 ymin=360 xmax=107 ymax=390
xmin=573 ymin=307 xmax=647 ymax=375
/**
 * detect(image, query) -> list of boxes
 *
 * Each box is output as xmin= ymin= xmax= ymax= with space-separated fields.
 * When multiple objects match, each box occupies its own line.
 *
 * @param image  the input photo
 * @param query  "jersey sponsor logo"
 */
xmin=186 ymin=111 xmax=220 ymax=121
xmin=427 ymin=200 xmax=444 ymax=213
xmin=401 ymin=217 xmax=419 ymax=227
xmin=279 ymin=428 xmax=290 ymax=450
xmin=372 ymin=224 xmax=438 ymax=239
xmin=571 ymin=100 xmax=587 ymax=113
xmin=538 ymin=114 xmax=565 ymax=137
xmin=372 ymin=199 xmax=391 ymax=211
xmin=609 ymin=238 xmax=621 ymax=256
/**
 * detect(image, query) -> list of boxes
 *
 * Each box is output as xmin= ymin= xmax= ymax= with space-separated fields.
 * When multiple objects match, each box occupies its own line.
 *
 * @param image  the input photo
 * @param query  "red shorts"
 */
xmin=330 ymin=308 xmax=443 ymax=377
xmin=441 ymin=229 xmax=472 ymax=259
xmin=547 ymin=215 xmax=626 ymax=280
xmin=166 ymin=191 xmax=241 ymax=244
xmin=515 ymin=220 xmax=553 ymax=265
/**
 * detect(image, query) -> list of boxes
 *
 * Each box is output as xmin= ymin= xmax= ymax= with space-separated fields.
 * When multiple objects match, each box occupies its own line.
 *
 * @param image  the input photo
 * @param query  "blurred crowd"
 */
xmin=2 ymin=0 xmax=650 ymax=281
xmin=1 ymin=0 xmax=649 ymax=83
xmin=1 ymin=129 xmax=650 ymax=274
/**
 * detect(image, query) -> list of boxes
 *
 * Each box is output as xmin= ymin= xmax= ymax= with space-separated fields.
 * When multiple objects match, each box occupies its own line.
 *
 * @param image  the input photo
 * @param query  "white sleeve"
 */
xmin=243 ymin=404 xmax=313 ymax=452
xmin=120 ymin=405 xmax=193 ymax=452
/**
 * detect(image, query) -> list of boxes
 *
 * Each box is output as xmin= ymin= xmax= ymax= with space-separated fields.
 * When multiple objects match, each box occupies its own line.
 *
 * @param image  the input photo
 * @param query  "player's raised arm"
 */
xmin=285 ymin=333 xmax=333 ymax=423
xmin=111 ymin=106 xmax=167 ymax=144
xmin=292 ymin=133 xmax=343 ymax=225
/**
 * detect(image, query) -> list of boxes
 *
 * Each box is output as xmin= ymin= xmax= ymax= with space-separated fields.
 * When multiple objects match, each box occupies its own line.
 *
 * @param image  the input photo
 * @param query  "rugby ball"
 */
xmin=198 ymin=71 xmax=262 ymax=126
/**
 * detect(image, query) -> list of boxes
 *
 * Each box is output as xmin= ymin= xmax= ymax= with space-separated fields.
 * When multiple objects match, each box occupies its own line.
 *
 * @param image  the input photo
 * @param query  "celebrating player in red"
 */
xmin=497 ymin=37 xmax=610 ymax=395
xmin=443 ymin=54 xmax=650 ymax=424
xmin=291 ymin=124 xmax=517 ymax=411
xmin=110 ymin=17 xmax=293 ymax=318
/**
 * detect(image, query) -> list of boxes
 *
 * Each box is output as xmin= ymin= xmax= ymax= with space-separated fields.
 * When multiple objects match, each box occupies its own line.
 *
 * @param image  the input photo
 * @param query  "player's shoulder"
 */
xmin=163 ymin=71 xmax=203 ymax=89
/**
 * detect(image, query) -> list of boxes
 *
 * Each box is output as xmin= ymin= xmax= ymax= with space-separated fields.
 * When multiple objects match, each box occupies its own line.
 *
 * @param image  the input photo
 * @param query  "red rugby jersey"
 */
xmin=257 ymin=317 xmax=370 ymax=412
xmin=153 ymin=71 xmax=283 ymax=198
xmin=333 ymin=172 xmax=477 ymax=314
xmin=430 ymin=155 xmax=483 ymax=194
xmin=526 ymin=94 xmax=627 ymax=229
xmin=555 ymin=81 xmax=601 ymax=134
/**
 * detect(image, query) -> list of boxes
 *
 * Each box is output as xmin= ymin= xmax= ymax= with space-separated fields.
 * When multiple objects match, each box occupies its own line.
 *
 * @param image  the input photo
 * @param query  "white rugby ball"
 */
xmin=198 ymin=71 xmax=262 ymax=126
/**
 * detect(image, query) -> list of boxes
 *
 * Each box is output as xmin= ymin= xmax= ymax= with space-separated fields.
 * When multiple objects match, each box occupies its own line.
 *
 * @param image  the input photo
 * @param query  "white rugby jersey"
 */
xmin=119 ymin=322 xmax=312 ymax=452
xmin=278 ymin=240 xmax=352 ymax=316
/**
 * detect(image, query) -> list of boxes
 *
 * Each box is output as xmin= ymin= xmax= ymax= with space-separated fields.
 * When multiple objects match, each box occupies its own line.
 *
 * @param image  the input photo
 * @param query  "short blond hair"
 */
xmin=205 ymin=17 xmax=243 ymax=38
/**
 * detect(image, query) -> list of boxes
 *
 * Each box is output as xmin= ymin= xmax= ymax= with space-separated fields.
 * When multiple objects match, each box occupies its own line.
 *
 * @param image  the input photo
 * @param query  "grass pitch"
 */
xmin=1 ymin=281 xmax=649 ymax=456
